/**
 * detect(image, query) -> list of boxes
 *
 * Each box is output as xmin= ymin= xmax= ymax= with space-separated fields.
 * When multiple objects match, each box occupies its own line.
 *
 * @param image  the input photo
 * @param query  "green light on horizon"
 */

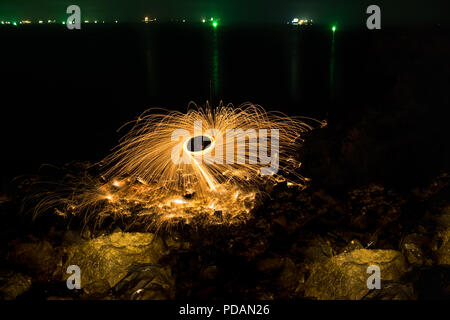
xmin=212 ymin=21 xmax=218 ymax=28
xmin=332 ymin=25 xmax=336 ymax=32
xmin=12 ymin=21 xmax=17 ymax=26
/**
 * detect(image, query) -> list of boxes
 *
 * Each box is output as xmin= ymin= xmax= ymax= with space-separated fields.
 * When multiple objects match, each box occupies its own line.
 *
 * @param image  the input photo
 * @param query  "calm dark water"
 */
xmin=1 ymin=24 xmax=449 ymax=190
xmin=0 ymin=25 xmax=333 ymax=179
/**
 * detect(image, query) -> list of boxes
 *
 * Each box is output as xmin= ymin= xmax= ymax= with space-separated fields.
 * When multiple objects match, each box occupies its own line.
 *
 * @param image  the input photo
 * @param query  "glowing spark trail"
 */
xmin=31 ymin=102 xmax=325 ymax=231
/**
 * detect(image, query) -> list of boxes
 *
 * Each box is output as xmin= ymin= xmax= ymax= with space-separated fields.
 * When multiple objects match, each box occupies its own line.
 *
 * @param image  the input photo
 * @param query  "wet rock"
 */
xmin=0 ymin=272 xmax=32 ymax=300
xmin=60 ymin=232 xmax=166 ymax=294
xmin=304 ymin=249 xmax=408 ymax=300
xmin=112 ymin=264 xmax=175 ymax=300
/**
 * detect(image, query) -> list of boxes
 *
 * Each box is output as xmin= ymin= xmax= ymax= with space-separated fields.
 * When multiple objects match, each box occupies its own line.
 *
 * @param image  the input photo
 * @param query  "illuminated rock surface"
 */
xmin=304 ymin=249 xmax=408 ymax=300
xmin=1 ymin=174 xmax=450 ymax=300
xmin=61 ymin=232 xmax=167 ymax=294
xmin=0 ymin=272 xmax=32 ymax=300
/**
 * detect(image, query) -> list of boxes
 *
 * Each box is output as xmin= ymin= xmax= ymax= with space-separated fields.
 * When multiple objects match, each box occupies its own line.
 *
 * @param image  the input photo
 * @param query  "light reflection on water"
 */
xmin=142 ymin=26 xmax=331 ymax=114
xmin=211 ymin=27 xmax=220 ymax=103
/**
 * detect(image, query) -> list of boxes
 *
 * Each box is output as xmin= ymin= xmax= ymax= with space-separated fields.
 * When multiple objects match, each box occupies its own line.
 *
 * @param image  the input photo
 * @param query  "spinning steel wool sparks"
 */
xmin=33 ymin=102 xmax=325 ymax=231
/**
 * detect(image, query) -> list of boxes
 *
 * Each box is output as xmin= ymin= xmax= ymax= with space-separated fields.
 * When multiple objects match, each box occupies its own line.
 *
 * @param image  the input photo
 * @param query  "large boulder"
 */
xmin=0 ymin=272 xmax=32 ymax=300
xmin=435 ymin=231 xmax=450 ymax=266
xmin=61 ymin=232 xmax=167 ymax=294
xmin=112 ymin=264 xmax=175 ymax=300
xmin=430 ymin=201 xmax=450 ymax=266
xmin=304 ymin=249 xmax=408 ymax=300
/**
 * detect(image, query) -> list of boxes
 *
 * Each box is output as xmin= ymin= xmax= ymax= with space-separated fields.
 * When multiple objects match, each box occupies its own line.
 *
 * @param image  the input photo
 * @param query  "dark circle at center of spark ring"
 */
xmin=186 ymin=136 xmax=213 ymax=152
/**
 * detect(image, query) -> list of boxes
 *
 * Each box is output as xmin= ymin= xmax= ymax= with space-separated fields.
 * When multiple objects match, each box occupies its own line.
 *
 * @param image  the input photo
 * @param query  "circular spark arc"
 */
xmin=31 ymin=102 xmax=326 ymax=231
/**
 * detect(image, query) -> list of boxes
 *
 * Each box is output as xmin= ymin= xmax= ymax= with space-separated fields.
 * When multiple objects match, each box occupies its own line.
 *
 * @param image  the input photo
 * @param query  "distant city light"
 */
xmin=210 ymin=18 xmax=214 ymax=21
xmin=38 ymin=20 xmax=43 ymax=24
xmin=202 ymin=18 xmax=206 ymax=23
xmin=212 ymin=21 xmax=218 ymax=28
xmin=332 ymin=25 xmax=337 ymax=32
xmin=84 ymin=20 xmax=89 ymax=23
xmin=144 ymin=16 xmax=157 ymax=23
xmin=291 ymin=18 xmax=313 ymax=26
xmin=12 ymin=22 xmax=17 ymax=26
xmin=115 ymin=20 xmax=118 ymax=23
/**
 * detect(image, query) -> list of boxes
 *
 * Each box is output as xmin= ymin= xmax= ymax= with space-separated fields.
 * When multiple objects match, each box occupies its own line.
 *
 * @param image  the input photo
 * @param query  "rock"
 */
xmin=82 ymin=279 xmax=111 ymax=297
xmin=253 ymin=286 xmax=275 ymax=300
xmin=199 ymin=266 xmax=219 ymax=281
xmin=412 ymin=172 xmax=450 ymax=201
xmin=304 ymin=249 xmax=408 ymax=300
xmin=401 ymin=234 xmax=432 ymax=266
xmin=341 ymin=239 xmax=364 ymax=254
xmin=47 ymin=296 xmax=74 ymax=300
xmin=429 ymin=200 xmax=450 ymax=232
xmin=300 ymin=236 xmax=334 ymax=263
xmin=362 ymin=281 xmax=416 ymax=300
xmin=164 ymin=233 xmax=190 ymax=251
xmin=277 ymin=258 xmax=303 ymax=294
xmin=348 ymin=185 xmax=405 ymax=232
xmin=61 ymin=232 xmax=167 ymax=294
xmin=112 ymin=264 xmax=175 ymax=300
xmin=256 ymin=256 xmax=284 ymax=274
xmin=435 ymin=231 xmax=450 ymax=266
xmin=0 ymin=272 xmax=32 ymax=300
xmin=7 ymin=239 xmax=58 ymax=281
xmin=228 ymin=234 xmax=269 ymax=260
xmin=427 ymin=198 xmax=450 ymax=266
xmin=0 ymin=193 xmax=11 ymax=204
xmin=410 ymin=266 xmax=450 ymax=299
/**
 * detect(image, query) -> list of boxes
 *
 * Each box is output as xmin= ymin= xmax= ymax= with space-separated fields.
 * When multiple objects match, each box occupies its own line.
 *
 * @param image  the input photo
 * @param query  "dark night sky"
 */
xmin=0 ymin=0 xmax=448 ymax=26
